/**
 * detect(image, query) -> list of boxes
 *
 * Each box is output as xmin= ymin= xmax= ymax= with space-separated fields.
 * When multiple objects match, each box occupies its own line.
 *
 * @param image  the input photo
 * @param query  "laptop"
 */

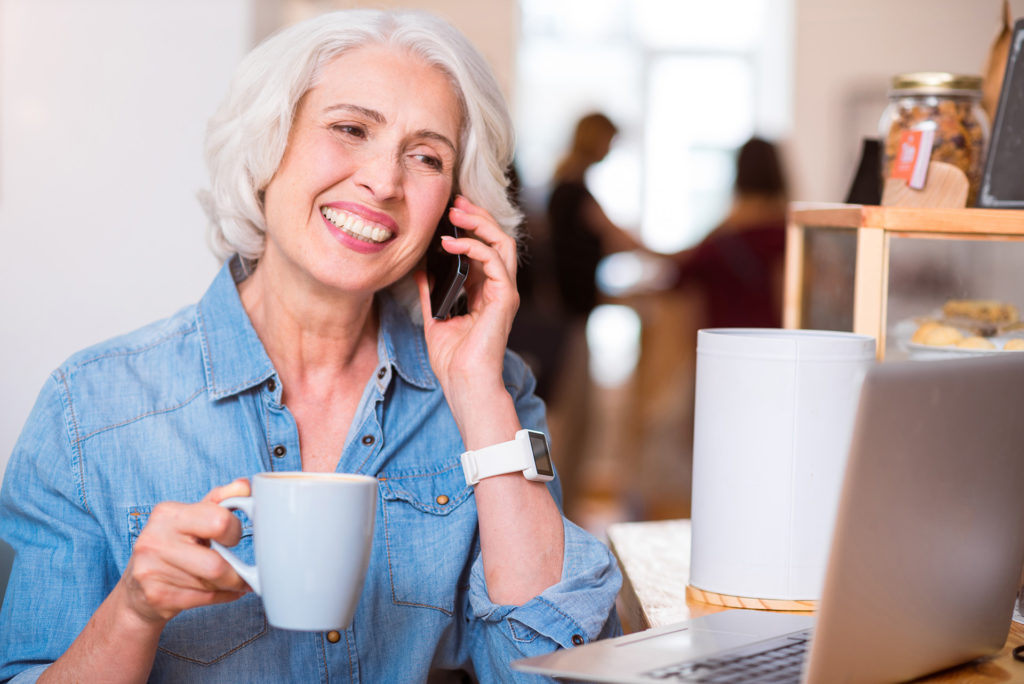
xmin=514 ymin=354 xmax=1024 ymax=683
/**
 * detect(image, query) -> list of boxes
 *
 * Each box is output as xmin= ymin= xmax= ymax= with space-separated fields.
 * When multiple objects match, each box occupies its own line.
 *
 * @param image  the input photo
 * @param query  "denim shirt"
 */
xmin=0 ymin=259 xmax=621 ymax=683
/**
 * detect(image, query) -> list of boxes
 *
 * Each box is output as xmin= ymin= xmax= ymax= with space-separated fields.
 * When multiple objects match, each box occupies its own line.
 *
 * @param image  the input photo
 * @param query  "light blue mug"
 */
xmin=212 ymin=471 xmax=378 ymax=631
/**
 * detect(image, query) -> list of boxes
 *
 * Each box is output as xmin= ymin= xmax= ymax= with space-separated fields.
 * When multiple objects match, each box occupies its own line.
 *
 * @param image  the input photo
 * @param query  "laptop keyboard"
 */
xmin=641 ymin=629 xmax=812 ymax=683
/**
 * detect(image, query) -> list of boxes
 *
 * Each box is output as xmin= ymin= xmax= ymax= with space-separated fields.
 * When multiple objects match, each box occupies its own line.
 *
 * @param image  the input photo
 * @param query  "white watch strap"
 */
xmin=461 ymin=431 xmax=531 ymax=485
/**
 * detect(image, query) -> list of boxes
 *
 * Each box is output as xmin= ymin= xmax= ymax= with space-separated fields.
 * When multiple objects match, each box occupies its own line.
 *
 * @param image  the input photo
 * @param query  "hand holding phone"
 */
xmin=426 ymin=207 xmax=469 ymax=320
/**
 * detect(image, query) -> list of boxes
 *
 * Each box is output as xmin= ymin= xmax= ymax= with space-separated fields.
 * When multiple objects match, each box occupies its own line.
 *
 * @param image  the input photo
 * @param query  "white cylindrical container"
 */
xmin=690 ymin=329 xmax=876 ymax=602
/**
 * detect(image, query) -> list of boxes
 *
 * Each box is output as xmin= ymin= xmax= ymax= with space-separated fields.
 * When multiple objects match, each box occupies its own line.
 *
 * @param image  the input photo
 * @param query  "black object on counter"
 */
xmin=978 ymin=18 xmax=1024 ymax=208
xmin=845 ymin=138 xmax=882 ymax=205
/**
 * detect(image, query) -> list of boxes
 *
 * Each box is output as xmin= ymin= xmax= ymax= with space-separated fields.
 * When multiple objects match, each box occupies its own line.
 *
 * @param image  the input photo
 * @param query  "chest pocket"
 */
xmin=126 ymin=506 xmax=268 ymax=665
xmin=378 ymin=460 xmax=476 ymax=615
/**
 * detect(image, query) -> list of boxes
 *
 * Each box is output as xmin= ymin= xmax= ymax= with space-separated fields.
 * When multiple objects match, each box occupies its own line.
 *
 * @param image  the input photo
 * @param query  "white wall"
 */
xmin=336 ymin=0 xmax=518 ymax=99
xmin=791 ymin=0 xmax=1024 ymax=202
xmin=0 ymin=0 xmax=253 ymax=480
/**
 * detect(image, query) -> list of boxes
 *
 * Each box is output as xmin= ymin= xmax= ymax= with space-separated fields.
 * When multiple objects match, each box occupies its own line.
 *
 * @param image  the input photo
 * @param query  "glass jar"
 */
xmin=878 ymin=72 xmax=989 ymax=206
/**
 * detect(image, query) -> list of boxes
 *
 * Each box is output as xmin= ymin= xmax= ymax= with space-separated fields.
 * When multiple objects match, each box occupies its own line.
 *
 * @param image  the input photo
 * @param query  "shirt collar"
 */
xmin=376 ymin=289 xmax=436 ymax=391
xmin=196 ymin=258 xmax=276 ymax=400
xmin=196 ymin=258 xmax=436 ymax=400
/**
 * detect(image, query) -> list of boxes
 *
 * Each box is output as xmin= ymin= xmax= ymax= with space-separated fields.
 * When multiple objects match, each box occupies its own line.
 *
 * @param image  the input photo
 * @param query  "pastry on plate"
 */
xmin=955 ymin=336 xmax=996 ymax=350
xmin=910 ymin=321 xmax=942 ymax=344
xmin=942 ymin=299 xmax=1019 ymax=325
xmin=913 ymin=323 xmax=964 ymax=346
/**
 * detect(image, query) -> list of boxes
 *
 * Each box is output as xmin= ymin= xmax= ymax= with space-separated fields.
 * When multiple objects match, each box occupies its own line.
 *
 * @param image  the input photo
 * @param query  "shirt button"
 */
xmin=266 ymin=378 xmax=276 ymax=392
xmin=571 ymin=634 xmax=585 ymax=646
xmin=377 ymin=367 xmax=386 ymax=379
xmin=326 ymin=630 xmax=341 ymax=643
xmin=361 ymin=435 xmax=375 ymax=446
xmin=436 ymin=495 xmax=449 ymax=505
xmin=273 ymin=445 xmax=286 ymax=458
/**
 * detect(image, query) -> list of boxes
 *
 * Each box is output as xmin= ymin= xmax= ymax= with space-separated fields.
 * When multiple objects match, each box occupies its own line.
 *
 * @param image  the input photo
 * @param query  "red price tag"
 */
xmin=890 ymin=129 xmax=935 ymax=189
xmin=891 ymin=131 xmax=922 ymax=181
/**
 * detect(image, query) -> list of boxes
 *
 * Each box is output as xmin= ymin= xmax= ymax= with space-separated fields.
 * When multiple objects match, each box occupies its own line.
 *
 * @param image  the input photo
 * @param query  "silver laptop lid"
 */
xmin=806 ymin=354 xmax=1024 ymax=683
xmin=512 ymin=355 xmax=1024 ymax=684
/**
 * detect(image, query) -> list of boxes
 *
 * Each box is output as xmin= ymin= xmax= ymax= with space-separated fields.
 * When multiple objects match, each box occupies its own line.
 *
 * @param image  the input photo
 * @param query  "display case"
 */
xmin=784 ymin=203 xmax=1024 ymax=360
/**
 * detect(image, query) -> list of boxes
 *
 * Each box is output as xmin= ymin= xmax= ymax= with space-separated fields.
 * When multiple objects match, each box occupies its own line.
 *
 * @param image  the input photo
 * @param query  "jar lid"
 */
xmin=890 ymin=72 xmax=982 ymax=94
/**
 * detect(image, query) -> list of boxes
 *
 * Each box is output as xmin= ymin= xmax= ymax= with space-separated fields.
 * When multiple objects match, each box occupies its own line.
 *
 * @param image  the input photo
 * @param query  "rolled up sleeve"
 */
xmin=469 ymin=516 xmax=622 ymax=640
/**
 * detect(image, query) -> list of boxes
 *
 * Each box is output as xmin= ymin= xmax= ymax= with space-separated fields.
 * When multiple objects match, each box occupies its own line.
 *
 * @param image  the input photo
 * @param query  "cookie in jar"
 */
xmin=879 ymin=72 xmax=989 ymax=206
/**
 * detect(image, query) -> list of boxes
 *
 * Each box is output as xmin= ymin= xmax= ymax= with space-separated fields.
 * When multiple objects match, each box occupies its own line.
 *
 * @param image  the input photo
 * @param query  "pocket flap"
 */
xmin=378 ymin=461 xmax=472 ymax=515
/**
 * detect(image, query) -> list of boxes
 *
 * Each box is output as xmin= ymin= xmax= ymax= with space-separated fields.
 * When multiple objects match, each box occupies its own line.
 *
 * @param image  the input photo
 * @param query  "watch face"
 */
xmin=528 ymin=430 xmax=554 ymax=477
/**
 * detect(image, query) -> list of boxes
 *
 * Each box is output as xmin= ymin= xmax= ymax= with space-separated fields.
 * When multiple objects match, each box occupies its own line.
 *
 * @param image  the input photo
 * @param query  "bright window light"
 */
xmin=586 ymin=305 xmax=642 ymax=387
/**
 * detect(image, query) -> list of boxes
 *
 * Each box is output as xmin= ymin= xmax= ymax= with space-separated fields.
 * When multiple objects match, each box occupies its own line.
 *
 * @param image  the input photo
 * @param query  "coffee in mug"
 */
xmin=212 ymin=471 xmax=377 ymax=631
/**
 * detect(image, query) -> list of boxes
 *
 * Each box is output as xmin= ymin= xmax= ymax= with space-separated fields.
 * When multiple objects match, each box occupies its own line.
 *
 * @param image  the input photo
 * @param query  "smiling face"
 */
xmin=259 ymin=44 xmax=462 ymax=298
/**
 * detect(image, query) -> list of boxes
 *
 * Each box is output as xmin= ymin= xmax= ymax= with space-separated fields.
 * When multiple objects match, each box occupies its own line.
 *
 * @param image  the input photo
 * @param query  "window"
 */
xmin=516 ymin=0 xmax=792 ymax=252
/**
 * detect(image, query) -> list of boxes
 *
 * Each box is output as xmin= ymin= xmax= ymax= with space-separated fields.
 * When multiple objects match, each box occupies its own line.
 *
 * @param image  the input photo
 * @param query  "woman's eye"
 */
xmin=332 ymin=124 xmax=366 ymax=139
xmin=412 ymin=154 xmax=443 ymax=171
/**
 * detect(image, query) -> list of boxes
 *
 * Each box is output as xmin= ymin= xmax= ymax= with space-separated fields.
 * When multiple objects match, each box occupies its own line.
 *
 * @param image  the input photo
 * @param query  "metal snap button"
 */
xmin=377 ymin=367 xmax=387 ymax=379
xmin=327 ymin=630 xmax=341 ymax=643
xmin=273 ymin=445 xmax=286 ymax=458
xmin=571 ymin=634 xmax=585 ymax=646
xmin=361 ymin=435 xmax=375 ymax=446
xmin=267 ymin=378 xmax=277 ymax=392
xmin=436 ymin=495 xmax=449 ymax=505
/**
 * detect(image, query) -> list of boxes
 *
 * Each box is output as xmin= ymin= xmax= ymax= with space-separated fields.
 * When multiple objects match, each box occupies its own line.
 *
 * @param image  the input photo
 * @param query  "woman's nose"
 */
xmin=354 ymin=150 xmax=403 ymax=201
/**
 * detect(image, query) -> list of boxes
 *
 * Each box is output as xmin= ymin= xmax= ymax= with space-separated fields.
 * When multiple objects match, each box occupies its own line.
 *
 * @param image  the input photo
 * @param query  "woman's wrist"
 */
xmin=110 ymin=576 xmax=171 ymax=634
xmin=445 ymin=382 xmax=521 ymax=451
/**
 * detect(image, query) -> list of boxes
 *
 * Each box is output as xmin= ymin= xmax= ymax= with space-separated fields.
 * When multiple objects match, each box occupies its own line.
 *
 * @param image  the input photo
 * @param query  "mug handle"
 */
xmin=210 ymin=496 xmax=261 ymax=595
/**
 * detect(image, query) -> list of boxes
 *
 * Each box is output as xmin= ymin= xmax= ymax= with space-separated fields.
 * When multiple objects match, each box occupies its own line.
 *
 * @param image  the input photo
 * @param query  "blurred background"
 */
xmin=2 ymin=0 xmax=1020 ymax=534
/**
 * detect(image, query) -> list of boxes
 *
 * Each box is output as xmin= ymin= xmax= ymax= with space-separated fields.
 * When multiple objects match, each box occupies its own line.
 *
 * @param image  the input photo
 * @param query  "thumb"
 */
xmin=203 ymin=477 xmax=251 ymax=504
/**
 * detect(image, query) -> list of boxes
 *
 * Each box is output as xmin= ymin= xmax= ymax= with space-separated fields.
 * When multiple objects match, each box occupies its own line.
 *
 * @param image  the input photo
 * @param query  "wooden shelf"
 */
xmin=784 ymin=203 xmax=1024 ymax=358
xmin=790 ymin=203 xmax=1024 ymax=235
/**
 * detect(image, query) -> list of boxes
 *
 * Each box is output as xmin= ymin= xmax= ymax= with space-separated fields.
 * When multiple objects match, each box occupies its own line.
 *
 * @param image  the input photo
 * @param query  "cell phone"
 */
xmin=426 ymin=207 xmax=468 ymax=320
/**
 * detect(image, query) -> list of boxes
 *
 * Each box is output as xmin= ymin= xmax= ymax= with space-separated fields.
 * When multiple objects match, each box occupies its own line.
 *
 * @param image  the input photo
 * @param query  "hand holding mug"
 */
xmin=120 ymin=478 xmax=252 ymax=625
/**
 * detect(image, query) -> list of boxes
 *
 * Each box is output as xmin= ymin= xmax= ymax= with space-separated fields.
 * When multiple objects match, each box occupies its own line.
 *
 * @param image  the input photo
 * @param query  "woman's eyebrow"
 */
xmin=413 ymin=130 xmax=457 ymax=156
xmin=323 ymin=103 xmax=386 ymax=124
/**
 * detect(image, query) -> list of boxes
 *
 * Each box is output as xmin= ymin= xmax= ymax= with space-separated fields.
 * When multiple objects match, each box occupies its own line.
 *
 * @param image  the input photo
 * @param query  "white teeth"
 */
xmin=321 ymin=207 xmax=394 ymax=244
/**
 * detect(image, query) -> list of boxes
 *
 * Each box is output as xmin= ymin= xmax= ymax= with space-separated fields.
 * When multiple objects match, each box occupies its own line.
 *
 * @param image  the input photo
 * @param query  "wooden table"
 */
xmin=607 ymin=519 xmax=1024 ymax=683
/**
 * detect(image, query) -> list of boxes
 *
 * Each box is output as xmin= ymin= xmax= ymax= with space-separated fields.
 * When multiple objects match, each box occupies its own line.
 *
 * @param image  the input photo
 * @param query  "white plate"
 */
xmin=903 ymin=340 xmax=1024 ymax=360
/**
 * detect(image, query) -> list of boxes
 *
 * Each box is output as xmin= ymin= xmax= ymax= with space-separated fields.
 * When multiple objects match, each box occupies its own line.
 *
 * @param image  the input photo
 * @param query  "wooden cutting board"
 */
xmin=881 ymin=160 xmax=969 ymax=208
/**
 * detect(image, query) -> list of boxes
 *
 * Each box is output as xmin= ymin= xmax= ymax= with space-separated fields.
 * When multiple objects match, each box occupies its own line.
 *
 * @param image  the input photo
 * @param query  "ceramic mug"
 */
xmin=212 ymin=472 xmax=378 ymax=631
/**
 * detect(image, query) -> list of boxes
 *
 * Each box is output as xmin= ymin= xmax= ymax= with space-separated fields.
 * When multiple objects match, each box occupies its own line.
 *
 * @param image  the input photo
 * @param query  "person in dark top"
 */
xmin=671 ymin=136 xmax=789 ymax=328
xmin=547 ymin=113 xmax=642 ymax=318
xmin=548 ymin=182 xmax=605 ymax=317
xmin=544 ymin=113 xmax=643 ymax=514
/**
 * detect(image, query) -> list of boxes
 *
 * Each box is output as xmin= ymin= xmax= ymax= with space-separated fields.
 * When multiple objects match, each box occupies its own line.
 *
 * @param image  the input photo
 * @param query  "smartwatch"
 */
xmin=460 ymin=429 xmax=555 ymax=485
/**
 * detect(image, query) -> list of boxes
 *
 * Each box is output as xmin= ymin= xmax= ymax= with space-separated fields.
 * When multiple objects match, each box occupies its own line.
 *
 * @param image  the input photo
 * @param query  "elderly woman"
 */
xmin=0 ymin=10 xmax=620 ymax=683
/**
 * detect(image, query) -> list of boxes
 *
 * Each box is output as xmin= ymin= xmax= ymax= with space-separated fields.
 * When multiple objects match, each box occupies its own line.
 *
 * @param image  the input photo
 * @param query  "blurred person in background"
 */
xmin=545 ymin=112 xmax=644 ymax=514
xmin=671 ymin=136 xmax=788 ymax=329
xmin=548 ymin=113 xmax=644 ymax=319
xmin=625 ymin=136 xmax=790 ymax=521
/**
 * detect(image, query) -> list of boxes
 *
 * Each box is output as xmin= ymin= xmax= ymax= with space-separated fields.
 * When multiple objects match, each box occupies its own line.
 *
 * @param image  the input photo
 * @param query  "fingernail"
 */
xmin=440 ymin=234 xmax=454 ymax=241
